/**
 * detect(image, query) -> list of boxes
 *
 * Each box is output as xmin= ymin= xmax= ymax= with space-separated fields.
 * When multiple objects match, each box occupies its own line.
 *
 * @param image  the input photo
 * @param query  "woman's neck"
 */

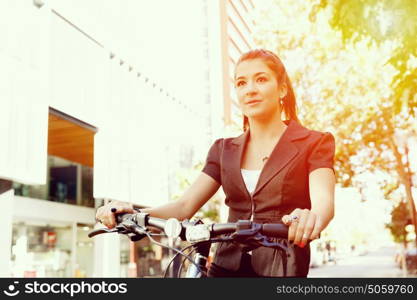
xmin=247 ymin=114 xmax=287 ymax=144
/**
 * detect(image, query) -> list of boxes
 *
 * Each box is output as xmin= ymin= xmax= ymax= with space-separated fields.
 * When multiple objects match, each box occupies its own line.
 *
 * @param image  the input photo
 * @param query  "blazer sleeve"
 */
xmin=307 ymin=132 xmax=335 ymax=174
xmin=201 ymin=138 xmax=223 ymax=184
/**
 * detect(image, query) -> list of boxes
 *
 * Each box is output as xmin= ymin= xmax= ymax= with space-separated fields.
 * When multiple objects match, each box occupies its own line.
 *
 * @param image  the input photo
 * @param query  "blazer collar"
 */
xmin=231 ymin=119 xmax=310 ymax=146
xmin=229 ymin=119 xmax=311 ymax=197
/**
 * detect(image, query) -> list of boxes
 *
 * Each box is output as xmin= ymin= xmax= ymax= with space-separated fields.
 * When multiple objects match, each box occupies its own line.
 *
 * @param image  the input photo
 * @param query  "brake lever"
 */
xmin=254 ymin=234 xmax=289 ymax=252
xmin=229 ymin=222 xmax=289 ymax=253
xmin=88 ymin=218 xmax=150 ymax=239
xmin=88 ymin=227 xmax=120 ymax=238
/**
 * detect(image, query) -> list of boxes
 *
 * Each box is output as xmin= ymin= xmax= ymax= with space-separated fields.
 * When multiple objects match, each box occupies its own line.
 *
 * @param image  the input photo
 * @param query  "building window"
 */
xmin=12 ymin=108 xmax=96 ymax=208
xmin=12 ymin=155 xmax=94 ymax=207
xmin=10 ymin=221 xmax=94 ymax=277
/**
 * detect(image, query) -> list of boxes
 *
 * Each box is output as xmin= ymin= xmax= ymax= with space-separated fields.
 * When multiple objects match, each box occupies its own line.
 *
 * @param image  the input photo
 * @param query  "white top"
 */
xmin=241 ymin=169 xmax=262 ymax=195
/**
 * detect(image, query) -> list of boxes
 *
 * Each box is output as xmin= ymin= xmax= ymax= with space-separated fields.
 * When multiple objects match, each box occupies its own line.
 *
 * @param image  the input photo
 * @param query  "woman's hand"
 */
xmin=281 ymin=208 xmax=323 ymax=248
xmin=95 ymin=200 xmax=135 ymax=229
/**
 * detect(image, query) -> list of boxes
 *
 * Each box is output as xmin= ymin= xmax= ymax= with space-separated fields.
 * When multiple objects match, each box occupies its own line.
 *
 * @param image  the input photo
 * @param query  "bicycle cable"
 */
xmin=142 ymin=230 xmax=204 ymax=276
xmin=177 ymin=246 xmax=199 ymax=278
xmin=162 ymin=244 xmax=195 ymax=278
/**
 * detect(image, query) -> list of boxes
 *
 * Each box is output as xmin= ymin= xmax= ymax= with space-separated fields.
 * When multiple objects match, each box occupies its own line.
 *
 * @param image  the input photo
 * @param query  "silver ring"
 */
xmin=290 ymin=215 xmax=299 ymax=223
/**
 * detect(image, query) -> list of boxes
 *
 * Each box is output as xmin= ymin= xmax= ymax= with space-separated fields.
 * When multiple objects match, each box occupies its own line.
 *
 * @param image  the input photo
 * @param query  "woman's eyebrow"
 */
xmin=235 ymin=72 xmax=267 ymax=81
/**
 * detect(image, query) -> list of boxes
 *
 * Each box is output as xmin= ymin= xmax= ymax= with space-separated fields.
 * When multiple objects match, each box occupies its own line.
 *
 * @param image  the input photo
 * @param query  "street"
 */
xmin=308 ymin=246 xmax=413 ymax=278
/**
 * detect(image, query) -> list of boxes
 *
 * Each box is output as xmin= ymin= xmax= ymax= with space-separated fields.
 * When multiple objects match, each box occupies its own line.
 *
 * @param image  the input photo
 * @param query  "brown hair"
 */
xmin=235 ymin=49 xmax=299 ymax=131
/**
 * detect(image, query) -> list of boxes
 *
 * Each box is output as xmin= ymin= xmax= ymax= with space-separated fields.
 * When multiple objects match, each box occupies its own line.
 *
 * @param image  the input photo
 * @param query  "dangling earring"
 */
xmin=280 ymin=98 xmax=284 ymax=106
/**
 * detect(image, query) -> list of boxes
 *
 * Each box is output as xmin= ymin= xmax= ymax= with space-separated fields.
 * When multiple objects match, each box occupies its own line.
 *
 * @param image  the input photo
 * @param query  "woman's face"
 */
xmin=235 ymin=58 xmax=286 ymax=121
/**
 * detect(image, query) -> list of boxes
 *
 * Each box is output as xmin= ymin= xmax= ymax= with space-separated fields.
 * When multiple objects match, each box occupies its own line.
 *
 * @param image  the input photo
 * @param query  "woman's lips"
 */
xmin=246 ymin=100 xmax=262 ymax=105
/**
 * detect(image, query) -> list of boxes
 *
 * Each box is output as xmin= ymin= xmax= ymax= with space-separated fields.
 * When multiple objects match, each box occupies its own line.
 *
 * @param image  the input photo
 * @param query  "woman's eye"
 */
xmin=236 ymin=81 xmax=245 ymax=87
xmin=257 ymin=77 xmax=267 ymax=82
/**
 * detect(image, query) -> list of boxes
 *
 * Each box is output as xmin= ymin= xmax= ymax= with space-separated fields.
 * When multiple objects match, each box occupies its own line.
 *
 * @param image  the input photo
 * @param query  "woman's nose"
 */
xmin=245 ymin=81 xmax=258 ymax=95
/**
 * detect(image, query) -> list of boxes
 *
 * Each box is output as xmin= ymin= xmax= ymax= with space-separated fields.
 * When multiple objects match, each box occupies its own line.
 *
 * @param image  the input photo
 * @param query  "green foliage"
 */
xmin=312 ymin=0 xmax=417 ymax=117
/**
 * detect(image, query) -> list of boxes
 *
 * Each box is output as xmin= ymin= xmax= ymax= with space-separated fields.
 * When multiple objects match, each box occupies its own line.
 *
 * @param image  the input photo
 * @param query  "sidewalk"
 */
xmin=308 ymin=246 xmax=415 ymax=278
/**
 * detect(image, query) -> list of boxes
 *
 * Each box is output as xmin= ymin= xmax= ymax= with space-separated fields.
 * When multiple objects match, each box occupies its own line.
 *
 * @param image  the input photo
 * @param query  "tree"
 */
xmin=386 ymin=200 xmax=412 ymax=246
xmin=310 ymin=0 xmax=417 ymax=247
xmin=252 ymin=0 xmax=417 ymax=246
xmin=310 ymin=0 xmax=417 ymax=116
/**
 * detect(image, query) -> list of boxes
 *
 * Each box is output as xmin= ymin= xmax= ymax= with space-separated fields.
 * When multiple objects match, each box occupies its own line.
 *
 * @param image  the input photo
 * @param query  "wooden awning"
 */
xmin=48 ymin=108 xmax=97 ymax=167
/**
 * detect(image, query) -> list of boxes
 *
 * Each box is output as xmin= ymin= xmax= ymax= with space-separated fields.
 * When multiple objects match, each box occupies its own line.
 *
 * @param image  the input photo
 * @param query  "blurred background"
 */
xmin=0 ymin=0 xmax=416 ymax=278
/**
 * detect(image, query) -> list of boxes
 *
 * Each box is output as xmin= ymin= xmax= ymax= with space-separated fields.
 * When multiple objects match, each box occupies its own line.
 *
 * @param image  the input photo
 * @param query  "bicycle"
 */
xmin=88 ymin=212 xmax=289 ymax=277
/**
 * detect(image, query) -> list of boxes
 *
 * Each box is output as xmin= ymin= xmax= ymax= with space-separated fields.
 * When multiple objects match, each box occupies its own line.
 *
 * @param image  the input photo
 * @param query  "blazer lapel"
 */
xmin=252 ymin=120 xmax=310 ymax=196
xmin=227 ymin=130 xmax=250 ymax=196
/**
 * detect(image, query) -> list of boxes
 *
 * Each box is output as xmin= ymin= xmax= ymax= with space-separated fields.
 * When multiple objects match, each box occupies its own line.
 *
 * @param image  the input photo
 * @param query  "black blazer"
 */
xmin=202 ymin=119 xmax=335 ymax=277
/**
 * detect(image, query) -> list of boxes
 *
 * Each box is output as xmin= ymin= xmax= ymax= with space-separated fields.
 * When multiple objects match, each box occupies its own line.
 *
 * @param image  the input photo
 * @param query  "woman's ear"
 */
xmin=279 ymin=82 xmax=288 ymax=99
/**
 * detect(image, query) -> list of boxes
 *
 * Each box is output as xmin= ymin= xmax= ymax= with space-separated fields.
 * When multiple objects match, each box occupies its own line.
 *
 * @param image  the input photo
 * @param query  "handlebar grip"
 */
xmin=211 ymin=223 xmax=237 ymax=235
xmin=261 ymin=224 xmax=289 ymax=238
xmin=114 ymin=212 xmax=167 ymax=231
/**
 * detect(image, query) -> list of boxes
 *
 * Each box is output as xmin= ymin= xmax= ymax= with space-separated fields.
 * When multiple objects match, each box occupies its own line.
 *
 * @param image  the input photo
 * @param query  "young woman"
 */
xmin=96 ymin=49 xmax=336 ymax=277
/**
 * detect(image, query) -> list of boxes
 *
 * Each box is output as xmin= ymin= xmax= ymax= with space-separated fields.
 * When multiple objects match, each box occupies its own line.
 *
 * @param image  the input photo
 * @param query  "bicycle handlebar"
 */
xmin=89 ymin=213 xmax=290 ymax=278
xmin=89 ymin=212 xmax=289 ymax=242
